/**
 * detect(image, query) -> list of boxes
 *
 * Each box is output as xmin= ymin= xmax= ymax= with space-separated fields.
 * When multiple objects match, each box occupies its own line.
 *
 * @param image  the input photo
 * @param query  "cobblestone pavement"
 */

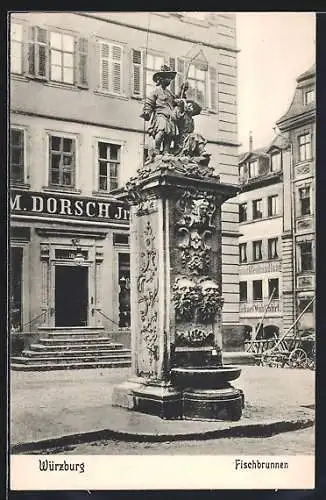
xmin=10 ymin=366 xmax=315 ymax=447
xmin=39 ymin=425 xmax=315 ymax=455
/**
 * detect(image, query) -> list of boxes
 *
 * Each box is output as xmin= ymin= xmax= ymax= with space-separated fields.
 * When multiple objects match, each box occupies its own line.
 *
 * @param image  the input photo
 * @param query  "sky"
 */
xmin=185 ymin=12 xmax=315 ymax=152
xmin=236 ymin=12 xmax=315 ymax=151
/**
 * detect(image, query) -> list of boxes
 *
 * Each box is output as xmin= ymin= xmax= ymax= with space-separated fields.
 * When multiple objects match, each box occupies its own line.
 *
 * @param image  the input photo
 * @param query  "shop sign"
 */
xmin=241 ymin=261 xmax=280 ymax=274
xmin=10 ymin=190 xmax=130 ymax=223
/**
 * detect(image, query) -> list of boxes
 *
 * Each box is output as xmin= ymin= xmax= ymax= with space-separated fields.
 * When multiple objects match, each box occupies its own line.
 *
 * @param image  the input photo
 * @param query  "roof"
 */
xmin=276 ymin=65 xmax=315 ymax=126
xmin=239 ymin=134 xmax=289 ymax=163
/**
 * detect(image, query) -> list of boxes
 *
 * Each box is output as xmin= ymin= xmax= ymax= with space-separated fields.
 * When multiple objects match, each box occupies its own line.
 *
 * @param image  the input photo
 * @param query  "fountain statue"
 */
xmin=112 ymin=65 xmax=244 ymax=420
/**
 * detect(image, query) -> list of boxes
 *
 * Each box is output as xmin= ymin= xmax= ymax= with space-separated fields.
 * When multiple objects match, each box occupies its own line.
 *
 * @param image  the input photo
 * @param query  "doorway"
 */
xmin=55 ymin=266 xmax=88 ymax=327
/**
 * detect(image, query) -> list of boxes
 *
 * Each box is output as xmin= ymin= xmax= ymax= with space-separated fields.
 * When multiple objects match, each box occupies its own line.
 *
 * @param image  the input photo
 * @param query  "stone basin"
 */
xmin=170 ymin=365 xmax=241 ymax=389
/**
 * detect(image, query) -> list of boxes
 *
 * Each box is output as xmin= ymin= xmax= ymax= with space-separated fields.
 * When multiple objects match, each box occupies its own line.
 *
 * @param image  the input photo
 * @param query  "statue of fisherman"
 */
xmin=140 ymin=64 xmax=181 ymax=157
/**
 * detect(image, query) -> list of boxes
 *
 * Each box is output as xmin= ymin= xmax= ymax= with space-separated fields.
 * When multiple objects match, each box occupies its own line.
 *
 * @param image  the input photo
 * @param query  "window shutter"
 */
xmin=176 ymin=58 xmax=185 ymax=96
xmin=112 ymin=44 xmax=122 ymax=94
xmin=169 ymin=57 xmax=176 ymax=94
xmin=77 ymin=37 xmax=88 ymax=88
xmin=28 ymin=26 xmax=48 ymax=79
xmin=209 ymin=66 xmax=217 ymax=111
xmin=100 ymin=42 xmax=110 ymax=91
xmin=132 ymin=49 xmax=143 ymax=98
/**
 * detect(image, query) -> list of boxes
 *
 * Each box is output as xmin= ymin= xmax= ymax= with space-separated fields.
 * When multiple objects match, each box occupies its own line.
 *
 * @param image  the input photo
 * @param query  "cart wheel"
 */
xmin=307 ymin=347 xmax=316 ymax=370
xmin=288 ymin=348 xmax=308 ymax=369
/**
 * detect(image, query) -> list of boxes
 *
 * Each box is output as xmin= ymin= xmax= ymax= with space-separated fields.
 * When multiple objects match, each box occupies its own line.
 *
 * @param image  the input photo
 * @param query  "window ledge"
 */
xmin=240 ymin=214 xmax=281 ymax=225
xmin=10 ymin=73 xmax=27 ymax=82
xmin=10 ymin=182 xmax=30 ymax=190
xmin=94 ymin=90 xmax=128 ymax=101
xmin=42 ymin=186 xmax=82 ymax=195
xmin=92 ymin=191 xmax=120 ymax=200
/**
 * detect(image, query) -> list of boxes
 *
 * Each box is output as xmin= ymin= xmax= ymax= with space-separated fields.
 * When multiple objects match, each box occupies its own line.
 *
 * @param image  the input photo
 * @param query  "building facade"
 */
xmin=236 ymin=65 xmax=315 ymax=339
xmin=236 ymin=135 xmax=288 ymax=338
xmin=10 ymin=12 xmax=240 ymax=348
xmin=277 ymin=65 xmax=315 ymax=334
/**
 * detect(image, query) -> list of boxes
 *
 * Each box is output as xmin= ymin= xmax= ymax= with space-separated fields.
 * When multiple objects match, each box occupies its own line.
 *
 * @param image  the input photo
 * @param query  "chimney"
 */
xmin=249 ymin=131 xmax=253 ymax=152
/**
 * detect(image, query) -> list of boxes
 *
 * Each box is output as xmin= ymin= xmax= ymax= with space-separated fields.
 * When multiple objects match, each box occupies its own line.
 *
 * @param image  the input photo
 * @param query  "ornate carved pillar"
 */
xmin=112 ymin=157 xmax=238 ymax=417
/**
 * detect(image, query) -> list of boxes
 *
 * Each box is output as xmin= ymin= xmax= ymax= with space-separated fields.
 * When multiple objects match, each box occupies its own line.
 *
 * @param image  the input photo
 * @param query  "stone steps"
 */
xmin=11 ymin=327 xmax=131 ymax=371
xmin=11 ymin=360 xmax=132 ymax=371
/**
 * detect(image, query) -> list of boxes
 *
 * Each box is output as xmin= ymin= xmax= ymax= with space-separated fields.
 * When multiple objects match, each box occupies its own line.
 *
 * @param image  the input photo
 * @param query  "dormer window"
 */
xmin=304 ymin=88 xmax=315 ymax=105
xmin=248 ymin=159 xmax=258 ymax=178
xmin=270 ymin=152 xmax=282 ymax=172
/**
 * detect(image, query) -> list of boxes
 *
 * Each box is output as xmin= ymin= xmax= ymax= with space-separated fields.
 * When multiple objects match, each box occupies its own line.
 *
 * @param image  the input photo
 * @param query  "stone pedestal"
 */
xmin=112 ymin=156 xmax=242 ymax=420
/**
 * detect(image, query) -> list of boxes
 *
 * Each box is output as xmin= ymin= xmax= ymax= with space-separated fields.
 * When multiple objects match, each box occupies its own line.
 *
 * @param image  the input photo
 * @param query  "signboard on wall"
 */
xmin=10 ymin=190 xmax=130 ymax=223
xmin=240 ymin=261 xmax=280 ymax=274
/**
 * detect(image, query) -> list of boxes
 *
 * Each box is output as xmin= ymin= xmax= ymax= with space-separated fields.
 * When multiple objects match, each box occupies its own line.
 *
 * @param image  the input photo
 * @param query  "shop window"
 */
xmin=271 ymin=152 xmax=282 ymax=172
xmin=10 ymin=247 xmax=23 ymax=332
xmin=239 ymin=281 xmax=247 ymax=302
xmin=268 ymin=238 xmax=278 ymax=260
xmin=118 ymin=253 xmax=130 ymax=327
xmin=252 ymin=199 xmax=263 ymax=219
xmin=248 ymin=160 xmax=259 ymax=178
xmin=298 ymin=241 xmax=313 ymax=272
xmin=268 ymin=195 xmax=279 ymax=216
xmin=239 ymin=243 xmax=247 ymax=263
xmin=299 ymin=186 xmax=311 ymax=216
xmin=28 ymin=26 xmax=88 ymax=87
xmin=298 ymin=133 xmax=312 ymax=162
xmin=10 ymin=22 xmax=23 ymax=74
xmin=253 ymin=280 xmax=263 ymax=301
xmin=239 ymin=203 xmax=247 ymax=223
xmin=304 ymin=88 xmax=315 ymax=105
xmin=268 ymin=278 xmax=279 ymax=299
xmin=49 ymin=134 xmax=76 ymax=187
xmin=98 ymin=141 xmax=120 ymax=192
xmin=99 ymin=40 xmax=123 ymax=94
xmin=10 ymin=128 xmax=25 ymax=183
xmin=253 ymin=240 xmax=263 ymax=261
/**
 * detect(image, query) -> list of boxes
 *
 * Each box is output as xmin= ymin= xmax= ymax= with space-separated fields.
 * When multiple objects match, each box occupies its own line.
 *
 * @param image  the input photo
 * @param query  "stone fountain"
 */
xmin=112 ymin=65 xmax=244 ymax=421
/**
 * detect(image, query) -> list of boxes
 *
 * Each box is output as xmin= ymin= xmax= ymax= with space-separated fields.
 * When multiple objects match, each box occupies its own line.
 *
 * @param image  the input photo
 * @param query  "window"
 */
xmin=299 ymin=186 xmax=311 ymax=216
xmin=299 ymin=241 xmax=313 ymax=272
xmin=49 ymin=135 xmax=75 ymax=187
xmin=304 ymin=89 xmax=315 ymax=105
xmin=98 ymin=142 xmax=120 ymax=192
xmin=118 ymin=253 xmax=130 ymax=327
xmin=113 ymin=234 xmax=129 ymax=245
xmin=172 ymin=57 xmax=215 ymax=110
xmin=99 ymin=41 xmax=123 ymax=94
xmin=239 ymin=203 xmax=247 ymax=223
xmin=252 ymin=199 xmax=263 ymax=219
xmin=271 ymin=152 xmax=282 ymax=172
xmin=298 ymin=133 xmax=312 ymax=162
xmin=10 ymin=128 xmax=25 ymax=183
xmin=239 ymin=281 xmax=247 ymax=302
xmin=239 ymin=164 xmax=245 ymax=181
xmin=28 ymin=26 xmax=88 ymax=87
xmin=50 ymin=32 xmax=74 ymax=84
xmin=248 ymin=160 xmax=259 ymax=178
xmin=268 ymin=278 xmax=279 ymax=299
xmin=253 ymin=240 xmax=263 ymax=261
xmin=239 ymin=243 xmax=247 ymax=263
xmin=145 ymin=53 xmax=165 ymax=97
xmin=268 ymin=238 xmax=278 ymax=260
xmin=298 ymin=298 xmax=314 ymax=314
xmin=253 ymin=280 xmax=263 ymax=301
xmin=268 ymin=195 xmax=279 ymax=216
xmin=10 ymin=22 xmax=23 ymax=74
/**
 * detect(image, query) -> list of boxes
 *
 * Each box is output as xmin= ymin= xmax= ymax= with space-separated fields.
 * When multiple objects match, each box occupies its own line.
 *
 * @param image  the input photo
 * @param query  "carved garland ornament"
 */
xmin=137 ymin=221 xmax=159 ymax=371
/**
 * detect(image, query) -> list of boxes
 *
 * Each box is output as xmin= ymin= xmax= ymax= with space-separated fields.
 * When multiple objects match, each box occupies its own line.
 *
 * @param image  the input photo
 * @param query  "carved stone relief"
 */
xmin=137 ymin=220 xmax=159 ymax=375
